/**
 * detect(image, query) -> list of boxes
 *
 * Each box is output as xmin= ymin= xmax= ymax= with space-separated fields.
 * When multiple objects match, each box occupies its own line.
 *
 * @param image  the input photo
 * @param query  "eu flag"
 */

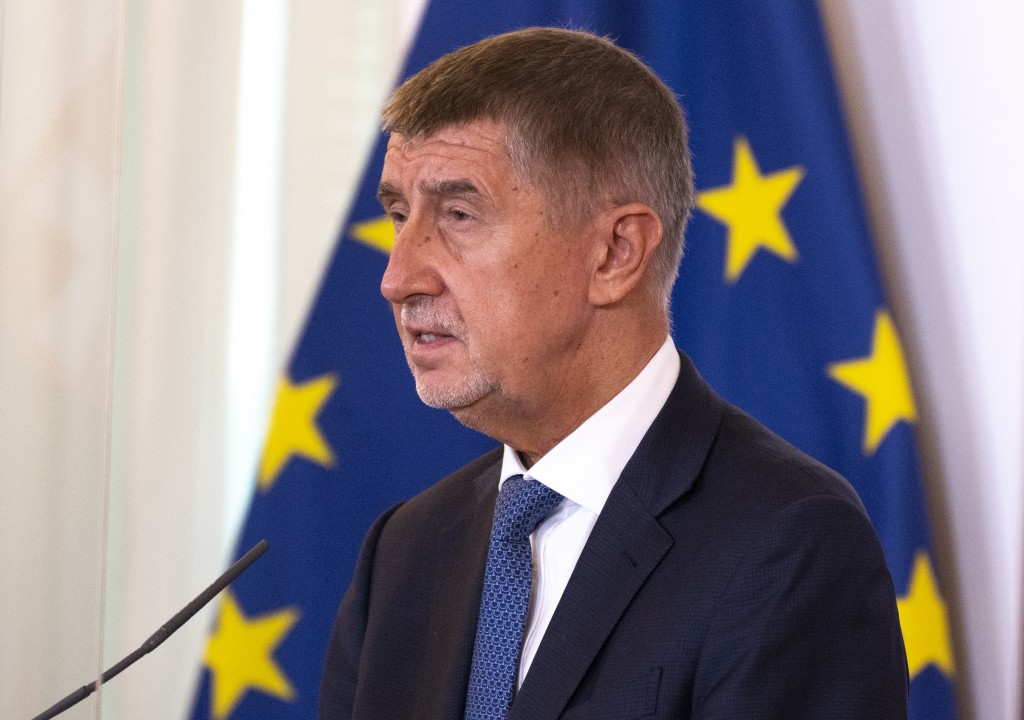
xmin=188 ymin=2 xmax=958 ymax=719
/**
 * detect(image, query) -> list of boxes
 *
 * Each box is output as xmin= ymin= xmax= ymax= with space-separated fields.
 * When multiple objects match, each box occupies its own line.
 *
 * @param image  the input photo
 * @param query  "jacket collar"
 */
xmin=508 ymin=351 xmax=726 ymax=720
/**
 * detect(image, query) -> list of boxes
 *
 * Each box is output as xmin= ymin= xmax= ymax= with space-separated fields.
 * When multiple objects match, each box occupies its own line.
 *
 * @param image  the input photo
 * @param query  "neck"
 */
xmin=456 ymin=309 xmax=668 ymax=466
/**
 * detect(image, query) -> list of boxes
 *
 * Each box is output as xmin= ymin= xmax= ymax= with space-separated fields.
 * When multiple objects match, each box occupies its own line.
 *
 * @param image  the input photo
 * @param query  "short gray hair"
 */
xmin=382 ymin=27 xmax=695 ymax=307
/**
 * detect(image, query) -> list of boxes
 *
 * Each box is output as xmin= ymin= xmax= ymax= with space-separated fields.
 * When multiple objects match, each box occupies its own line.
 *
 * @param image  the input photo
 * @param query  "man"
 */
xmin=319 ymin=28 xmax=907 ymax=719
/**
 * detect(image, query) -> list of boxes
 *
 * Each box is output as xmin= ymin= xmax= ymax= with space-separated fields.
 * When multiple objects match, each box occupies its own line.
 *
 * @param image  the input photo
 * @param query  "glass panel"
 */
xmin=1 ymin=1 xmax=410 ymax=718
xmin=0 ymin=0 xmax=121 ymax=716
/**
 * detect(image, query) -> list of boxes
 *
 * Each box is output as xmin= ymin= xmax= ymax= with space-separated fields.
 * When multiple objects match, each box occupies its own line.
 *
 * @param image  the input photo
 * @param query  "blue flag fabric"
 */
xmin=188 ymin=2 xmax=958 ymax=719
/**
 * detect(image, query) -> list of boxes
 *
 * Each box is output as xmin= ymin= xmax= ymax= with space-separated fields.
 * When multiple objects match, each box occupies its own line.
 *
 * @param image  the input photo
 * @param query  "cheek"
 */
xmin=455 ymin=231 xmax=587 ymax=347
xmin=501 ymin=241 xmax=578 ymax=304
xmin=523 ymin=249 xmax=591 ymax=321
xmin=450 ymin=281 xmax=522 ymax=361
xmin=485 ymin=279 xmax=584 ymax=354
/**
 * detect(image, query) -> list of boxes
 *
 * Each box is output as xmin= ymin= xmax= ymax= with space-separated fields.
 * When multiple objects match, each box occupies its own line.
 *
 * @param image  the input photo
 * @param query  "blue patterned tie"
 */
xmin=464 ymin=475 xmax=564 ymax=720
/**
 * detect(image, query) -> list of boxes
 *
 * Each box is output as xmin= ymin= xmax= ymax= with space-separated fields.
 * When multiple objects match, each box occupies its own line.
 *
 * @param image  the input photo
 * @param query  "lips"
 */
xmin=403 ymin=322 xmax=456 ymax=343
xmin=412 ymin=329 xmax=455 ymax=345
xmin=401 ymin=301 xmax=463 ymax=347
xmin=405 ymin=329 xmax=459 ymax=371
xmin=402 ymin=323 xmax=461 ymax=363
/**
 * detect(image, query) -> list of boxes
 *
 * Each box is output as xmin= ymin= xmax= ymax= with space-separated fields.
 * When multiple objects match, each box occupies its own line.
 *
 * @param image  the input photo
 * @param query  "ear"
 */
xmin=588 ymin=203 xmax=663 ymax=306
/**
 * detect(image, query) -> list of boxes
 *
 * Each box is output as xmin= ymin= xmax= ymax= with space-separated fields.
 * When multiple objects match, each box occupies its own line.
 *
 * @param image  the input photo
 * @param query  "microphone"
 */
xmin=31 ymin=539 xmax=270 ymax=720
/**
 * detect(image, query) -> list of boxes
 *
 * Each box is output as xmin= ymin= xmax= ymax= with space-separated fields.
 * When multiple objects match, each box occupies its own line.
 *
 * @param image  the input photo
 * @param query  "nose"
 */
xmin=380 ymin=215 xmax=444 ymax=304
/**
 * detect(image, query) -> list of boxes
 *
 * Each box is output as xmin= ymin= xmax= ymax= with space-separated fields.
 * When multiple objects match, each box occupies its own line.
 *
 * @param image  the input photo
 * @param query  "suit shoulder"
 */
xmin=706 ymin=404 xmax=867 ymax=515
xmin=382 ymin=445 xmax=502 ymax=529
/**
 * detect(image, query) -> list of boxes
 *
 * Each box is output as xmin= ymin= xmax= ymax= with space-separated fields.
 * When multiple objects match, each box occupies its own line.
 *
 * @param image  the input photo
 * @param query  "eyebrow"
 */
xmin=376 ymin=181 xmax=400 ymax=203
xmin=376 ymin=178 xmax=481 ymax=203
xmin=421 ymin=179 xmax=480 ymax=197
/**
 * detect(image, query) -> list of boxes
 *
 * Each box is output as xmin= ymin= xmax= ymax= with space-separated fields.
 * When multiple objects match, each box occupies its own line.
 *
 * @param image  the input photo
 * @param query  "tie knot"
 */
xmin=492 ymin=475 xmax=563 ymax=542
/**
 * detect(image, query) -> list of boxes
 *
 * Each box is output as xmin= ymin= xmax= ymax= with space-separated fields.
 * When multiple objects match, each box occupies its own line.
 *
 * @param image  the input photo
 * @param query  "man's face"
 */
xmin=378 ymin=120 xmax=597 ymax=433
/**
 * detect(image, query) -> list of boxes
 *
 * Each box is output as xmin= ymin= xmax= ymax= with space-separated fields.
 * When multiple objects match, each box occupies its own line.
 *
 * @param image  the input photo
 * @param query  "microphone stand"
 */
xmin=31 ymin=539 xmax=269 ymax=720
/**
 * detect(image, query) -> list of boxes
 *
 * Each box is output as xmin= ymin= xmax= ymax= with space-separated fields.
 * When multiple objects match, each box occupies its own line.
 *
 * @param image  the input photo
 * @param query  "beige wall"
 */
xmin=820 ymin=3 xmax=1024 ymax=718
xmin=0 ymin=0 xmax=122 ymax=714
xmin=0 ymin=1 xmax=1020 ymax=719
xmin=0 ymin=1 xmax=407 ymax=717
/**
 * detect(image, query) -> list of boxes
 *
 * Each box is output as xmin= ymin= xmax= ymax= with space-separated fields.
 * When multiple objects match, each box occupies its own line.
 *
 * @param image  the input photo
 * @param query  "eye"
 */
xmin=451 ymin=209 xmax=472 ymax=221
xmin=388 ymin=209 xmax=408 ymax=225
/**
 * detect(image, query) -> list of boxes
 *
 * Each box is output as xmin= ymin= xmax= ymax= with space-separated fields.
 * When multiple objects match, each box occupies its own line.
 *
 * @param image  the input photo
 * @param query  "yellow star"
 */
xmin=203 ymin=591 xmax=300 ymax=720
xmin=827 ymin=310 xmax=917 ymax=455
xmin=259 ymin=373 xmax=338 ymax=490
xmin=696 ymin=136 xmax=805 ymax=282
xmin=897 ymin=552 xmax=955 ymax=678
xmin=349 ymin=215 xmax=395 ymax=255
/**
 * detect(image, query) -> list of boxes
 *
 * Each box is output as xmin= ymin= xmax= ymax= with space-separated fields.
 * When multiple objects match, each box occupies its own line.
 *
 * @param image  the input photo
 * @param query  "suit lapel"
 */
xmin=508 ymin=483 xmax=673 ymax=720
xmin=416 ymin=458 xmax=500 ymax=720
xmin=508 ymin=352 xmax=726 ymax=720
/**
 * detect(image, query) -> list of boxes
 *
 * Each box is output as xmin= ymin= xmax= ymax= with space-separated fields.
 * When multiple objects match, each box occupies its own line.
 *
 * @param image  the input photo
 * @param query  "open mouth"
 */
xmin=413 ymin=330 xmax=457 ymax=346
xmin=401 ymin=304 xmax=462 ymax=348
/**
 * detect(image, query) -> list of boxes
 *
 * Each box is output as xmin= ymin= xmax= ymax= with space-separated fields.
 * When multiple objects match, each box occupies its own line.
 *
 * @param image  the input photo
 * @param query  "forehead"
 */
xmin=382 ymin=120 xmax=518 ymax=186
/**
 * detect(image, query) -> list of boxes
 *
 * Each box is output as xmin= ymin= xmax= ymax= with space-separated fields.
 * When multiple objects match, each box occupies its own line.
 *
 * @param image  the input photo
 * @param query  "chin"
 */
xmin=413 ymin=375 xmax=494 ymax=412
xmin=446 ymin=401 xmax=500 ymax=437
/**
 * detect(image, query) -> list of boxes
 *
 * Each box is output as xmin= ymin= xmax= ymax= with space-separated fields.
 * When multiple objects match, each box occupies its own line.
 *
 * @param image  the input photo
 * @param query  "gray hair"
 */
xmin=382 ymin=27 xmax=695 ymax=308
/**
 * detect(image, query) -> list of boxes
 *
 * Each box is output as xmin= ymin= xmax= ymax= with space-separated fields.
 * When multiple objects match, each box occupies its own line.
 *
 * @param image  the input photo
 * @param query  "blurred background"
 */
xmin=0 ymin=1 xmax=1020 ymax=719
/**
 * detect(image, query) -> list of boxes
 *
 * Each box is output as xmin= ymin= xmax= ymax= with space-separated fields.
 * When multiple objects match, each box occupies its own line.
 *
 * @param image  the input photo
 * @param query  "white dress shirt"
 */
xmin=497 ymin=335 xmax=681 ymax=686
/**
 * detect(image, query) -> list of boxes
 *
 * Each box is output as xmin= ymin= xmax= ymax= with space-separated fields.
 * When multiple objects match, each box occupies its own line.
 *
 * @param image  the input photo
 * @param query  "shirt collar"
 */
xmin=499 ymin=336 xmax=680 ymax=515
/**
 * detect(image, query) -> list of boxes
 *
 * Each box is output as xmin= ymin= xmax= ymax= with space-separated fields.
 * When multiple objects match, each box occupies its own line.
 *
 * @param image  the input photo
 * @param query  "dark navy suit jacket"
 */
xmin=318 ymin=352 xmax=908 ymax=719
